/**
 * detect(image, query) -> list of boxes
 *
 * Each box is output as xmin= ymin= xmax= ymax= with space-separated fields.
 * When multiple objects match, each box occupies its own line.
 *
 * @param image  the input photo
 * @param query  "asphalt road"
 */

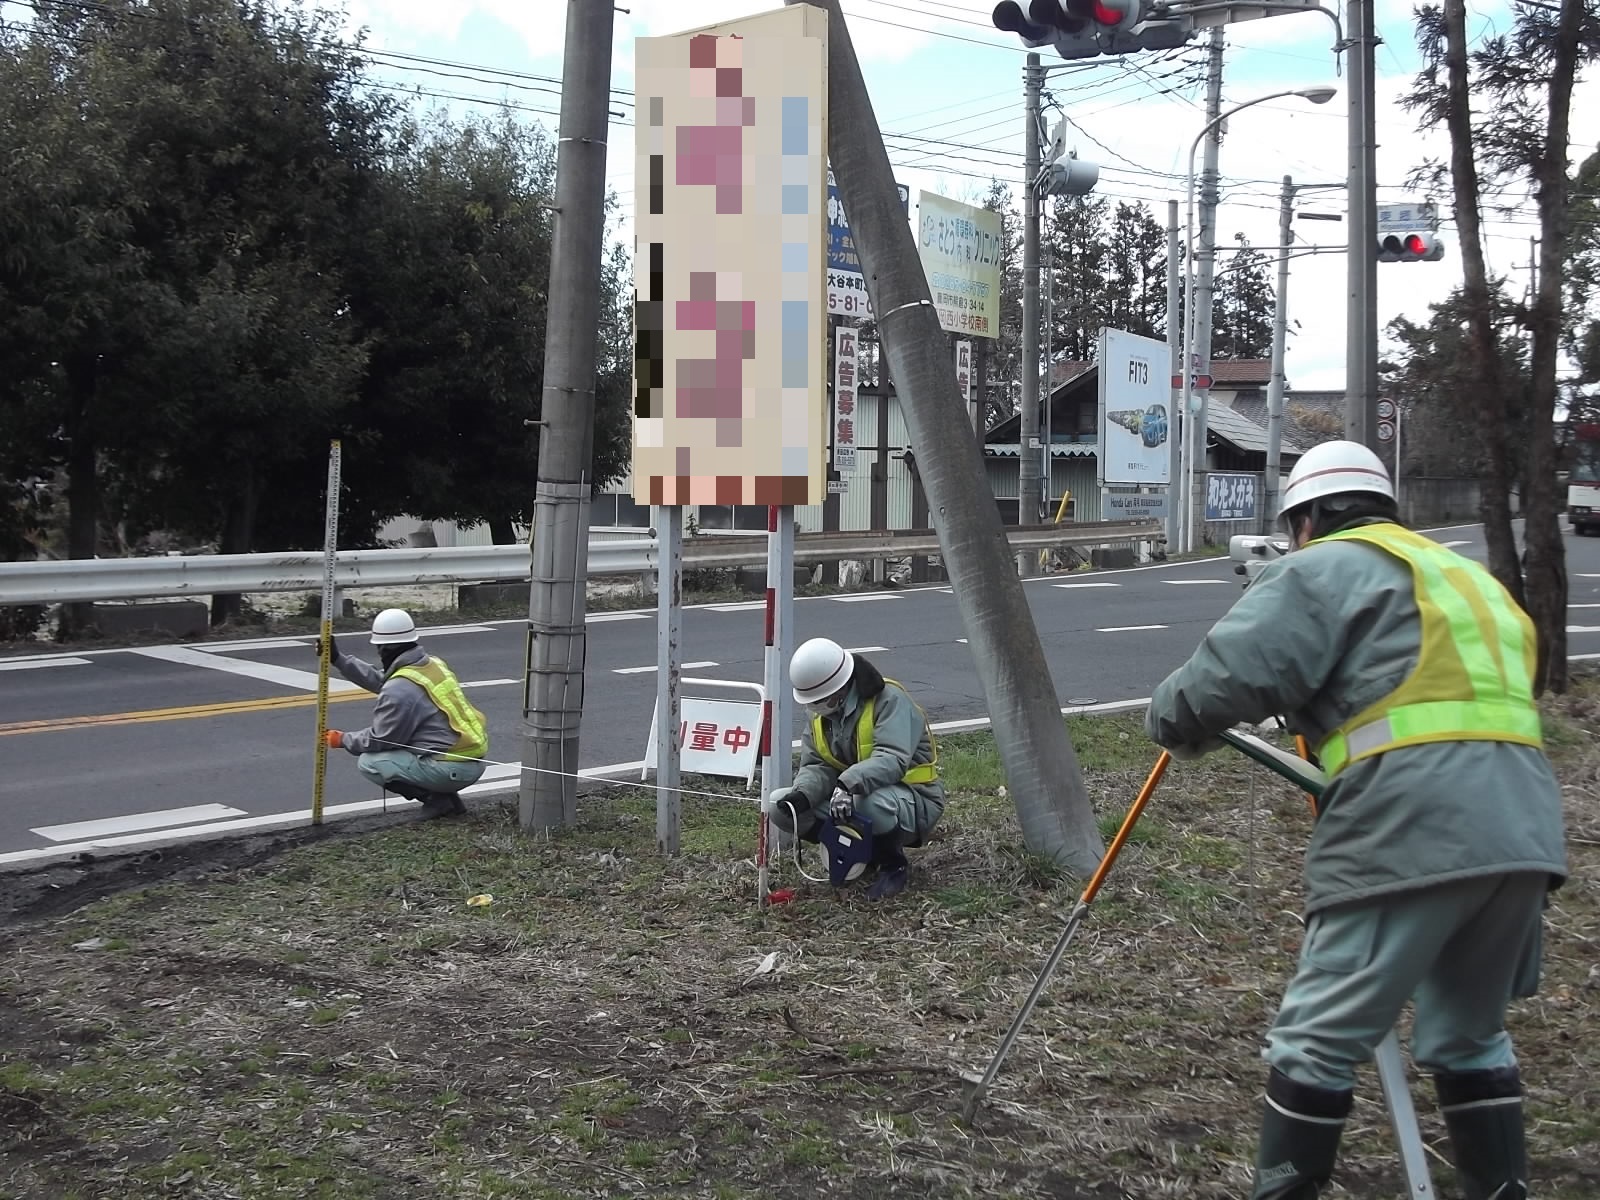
xmin=4 ymin=522 xmax=1599 ymax=864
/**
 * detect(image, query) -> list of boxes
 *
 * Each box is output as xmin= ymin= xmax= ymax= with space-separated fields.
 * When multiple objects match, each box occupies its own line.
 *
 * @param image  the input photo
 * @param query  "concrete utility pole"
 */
xmin=520 ymin=0 xmax=615 ymax=831
xmin=1189 ymin=27 xmax=1226 ymax=548
xmin=1345 ymin=0 xmax=1379 ymax=447
xmin=785 ymin=0 xmax=1104 ymax=873
xmin=1018 ymin=53 xmax=1044 ymax=571
xmin=1165 ymin=199 xmax=1181 ymax=551
xmin=1264 ymin=175 xmax=1294 ymax=530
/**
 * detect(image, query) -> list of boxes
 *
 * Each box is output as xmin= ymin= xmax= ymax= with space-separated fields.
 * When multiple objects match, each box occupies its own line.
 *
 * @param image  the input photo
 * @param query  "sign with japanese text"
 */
xmin=643 ymin=696 xmax=762 ymax=785
xmin=915 ymin=191 xmax=1001 ymax=338
xmin=955 ymin=339 xmax=973 ymax=403
xmin=833 ymin=325 xmax=859 ymax=475
xmin=827 ymin=169 xmax=909 ymax=317
xmin=1097 ymin=327 xmax=1172 ymax=486
xmin=1205 ymin=472 xmax=1259 ymax=522
xmin=1104 ymin=491 xmax=1170 ymax=522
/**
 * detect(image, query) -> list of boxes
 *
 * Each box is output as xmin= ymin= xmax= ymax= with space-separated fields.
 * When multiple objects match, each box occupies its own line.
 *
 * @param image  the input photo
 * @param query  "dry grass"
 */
xmin=1 ymin=685 xmax=1597 ymax=1199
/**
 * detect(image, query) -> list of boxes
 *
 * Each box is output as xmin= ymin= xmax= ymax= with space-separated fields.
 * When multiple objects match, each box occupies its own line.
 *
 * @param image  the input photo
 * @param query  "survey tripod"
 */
xmin=959 ymin=730 xmax=1435 ymax=1198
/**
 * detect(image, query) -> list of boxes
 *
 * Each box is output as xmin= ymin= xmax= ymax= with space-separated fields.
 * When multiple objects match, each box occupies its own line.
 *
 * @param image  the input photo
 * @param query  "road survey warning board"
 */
xmin=643 ymin=697 xmax=762 ymax=785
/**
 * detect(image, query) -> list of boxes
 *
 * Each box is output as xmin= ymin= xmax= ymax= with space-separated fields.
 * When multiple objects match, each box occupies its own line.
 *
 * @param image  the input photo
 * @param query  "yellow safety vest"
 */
xmin=1311 ymin=524 xmax=1543 ymax=776
xmin=810 ymin=678 xmax=939 ymax=785
xmin=392 ymin=657 xmax=489 ymax=762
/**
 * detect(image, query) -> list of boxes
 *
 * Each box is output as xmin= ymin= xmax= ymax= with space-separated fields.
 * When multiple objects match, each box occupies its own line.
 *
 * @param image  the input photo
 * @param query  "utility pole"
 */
xmin=1264 ymin=175 xmax=1293 ymax=531
xmin=1345 ymin=0 xmax=1379 ymax=447
xmin=1166 ymin=199 xmax=1181 ymax=551
xmin=786 ymin=0 xmax=1105 ymax=873
xmin=1018 ymin=53 xmax=1043 ymax=571
xmin=1189 ymin=26 xmax=1225 ymax=550
xmin=520 ymin=0 xmax=615 ymax=831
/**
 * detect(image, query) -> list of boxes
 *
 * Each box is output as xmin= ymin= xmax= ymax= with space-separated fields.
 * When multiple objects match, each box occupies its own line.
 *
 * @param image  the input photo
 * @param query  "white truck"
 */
xmin=1570 ymin=424 xmax=1600 ymax=537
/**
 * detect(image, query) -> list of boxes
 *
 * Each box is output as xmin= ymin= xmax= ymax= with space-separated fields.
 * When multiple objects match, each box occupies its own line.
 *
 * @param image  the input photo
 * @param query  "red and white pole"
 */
xmin=757 ymin=503 xmax=779 ymax=901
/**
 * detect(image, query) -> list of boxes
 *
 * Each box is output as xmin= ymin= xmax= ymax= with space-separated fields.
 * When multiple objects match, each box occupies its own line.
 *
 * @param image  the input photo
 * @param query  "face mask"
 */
xmin=808 ymin=694 xmax=844 ymax=717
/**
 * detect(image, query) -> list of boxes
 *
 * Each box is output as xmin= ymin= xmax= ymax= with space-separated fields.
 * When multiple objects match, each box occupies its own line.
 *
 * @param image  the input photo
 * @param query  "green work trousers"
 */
xmin=1265 ymin=871 xmax=1548 ymax=1090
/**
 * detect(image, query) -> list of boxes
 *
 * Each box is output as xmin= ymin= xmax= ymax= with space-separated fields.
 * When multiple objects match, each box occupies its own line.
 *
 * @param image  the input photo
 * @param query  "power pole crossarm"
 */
xmin=520 ymin=0 xmax=616 ymax=831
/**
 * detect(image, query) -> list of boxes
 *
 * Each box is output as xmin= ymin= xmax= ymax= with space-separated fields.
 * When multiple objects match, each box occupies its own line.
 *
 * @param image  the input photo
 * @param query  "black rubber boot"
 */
xmin=386 ymin=780 xmax=430 ymax=802
xmin=421 ymin=791 xmax=467 ymax=817
xmin=1248 ymin=1069 xmax=1353 ymax=1199
xmin=1435 ymin=1066 xmax=1528 ymax=1200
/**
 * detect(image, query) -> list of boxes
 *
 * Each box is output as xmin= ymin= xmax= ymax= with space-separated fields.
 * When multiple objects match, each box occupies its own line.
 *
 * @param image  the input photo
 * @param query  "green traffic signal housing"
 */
xmin=1377 ymin=231 xmax=1446 ymax=263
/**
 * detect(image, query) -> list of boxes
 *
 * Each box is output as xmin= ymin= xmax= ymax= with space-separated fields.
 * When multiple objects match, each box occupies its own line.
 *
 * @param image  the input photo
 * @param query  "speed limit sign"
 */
xmin=1377 ymin=419 xmax=1396 ymax=442
xmin=1377 ymin=399 xmax=1396 ymax=420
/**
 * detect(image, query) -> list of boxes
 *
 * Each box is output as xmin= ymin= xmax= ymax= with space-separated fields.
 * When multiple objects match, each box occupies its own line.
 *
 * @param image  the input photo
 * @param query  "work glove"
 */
xmin=1166 ymin=736 xmax=1224 ymax=761
xmin=767 ymin=785 xmax=800 ymax=809
xmin=315 ymin=635 xmax=341 ymax=660
xmin=828 ymin=787 xmax=855 ymax=820
xmin=325 ymin=729 xmax=344 ymax=749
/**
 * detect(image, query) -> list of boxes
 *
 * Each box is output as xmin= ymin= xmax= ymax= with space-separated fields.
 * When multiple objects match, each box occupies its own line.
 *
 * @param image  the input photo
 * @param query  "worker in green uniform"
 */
xmin=769 ymin=638 xmax=944 ymax=900
xmin=1145 ymin=440 xmax=1567 ymax=1200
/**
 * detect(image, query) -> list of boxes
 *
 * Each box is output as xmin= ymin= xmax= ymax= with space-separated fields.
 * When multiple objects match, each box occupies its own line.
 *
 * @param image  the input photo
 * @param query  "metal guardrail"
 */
xmin=0 ymin=521 xmax=1160 ymax=605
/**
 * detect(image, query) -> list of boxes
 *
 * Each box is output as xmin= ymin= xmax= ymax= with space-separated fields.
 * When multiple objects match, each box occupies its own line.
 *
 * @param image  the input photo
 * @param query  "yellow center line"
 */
xmin=0 ymin=690 xmax=372 ymax=736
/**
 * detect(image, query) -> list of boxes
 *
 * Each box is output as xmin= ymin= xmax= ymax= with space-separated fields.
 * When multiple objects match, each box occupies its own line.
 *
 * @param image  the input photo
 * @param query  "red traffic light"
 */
xmin=1403 ymin=233 xmax=1426 ymax=255
xmin=1063 ymin=0 xmax=1129 ymax=24
xmin=1091 ymin=1 xmax=1127 ymax=21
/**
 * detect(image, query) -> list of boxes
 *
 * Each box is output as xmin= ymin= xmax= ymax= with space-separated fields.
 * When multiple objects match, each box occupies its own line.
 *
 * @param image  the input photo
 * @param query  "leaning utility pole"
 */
xmin=784 ymin=0 xmax=1104 ymax=873
xmin=1264 ymin=175 xmax=1293 ymax=529
xmin=520 ymin=0 xmax=615 ymax=831
xmin=1017 ymin=53 xmax=1044 ymax=573
xmin=1345 ymin=0 xmax=1379 ymax=447
xmin=1188 ymin=27 xmax=1225 ymax=547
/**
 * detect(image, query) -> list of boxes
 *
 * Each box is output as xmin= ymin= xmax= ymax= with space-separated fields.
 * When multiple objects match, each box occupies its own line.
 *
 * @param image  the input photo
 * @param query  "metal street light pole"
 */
xmin=1181 ymin=84 xmax=1336 ymax=552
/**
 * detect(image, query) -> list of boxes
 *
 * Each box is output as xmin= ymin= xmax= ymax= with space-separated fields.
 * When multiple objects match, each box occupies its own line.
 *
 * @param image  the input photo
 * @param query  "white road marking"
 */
xmin=1439 ymin=540 xmax=1473 ymax=548
xmin=1053 ymin=582 xmax=1120 ymax=589
xmin=844 ymin=645 xmax=889 ymax=653
xmin=830 ymin=594 xmax=900 ymax=602
xmin=708 ymin=601 xmax=768 ymax=612
xmin=614 ymin=661 xmax=719 ymax=675
xmin=586 ymin=612 xmax=649 ymax=623
xmin=0 ymin=657 xmax=91 ymax=672
xmin=1097 ymin=624 xmax=1167 ymax=633
xmin=1163 ymin=579 xmax=1229 ymax=586
xmin=408 ymin=624 xmax=496 ymax=637
xmin=34 ymin=803 xmax=248 ymax=842
xmin=1570 ymin=603 xmax=1600 ymax=609
xmin=460 ymin=678 xmax=519 ymax=689
xmin=1578 ymin=574 xmax=1600 ymax=579
xmin=956 ymin=638 xmax=968 ymax=644
xmin=131 ymin=645 xmax=362 ymax=693
xmin=1568 ymin=626 xmax=1600 ymax=634
xmin=1571 ymin=653 xmax=1600 ymax=662
xmin=199 ymin=638 xmax=319 ymax=654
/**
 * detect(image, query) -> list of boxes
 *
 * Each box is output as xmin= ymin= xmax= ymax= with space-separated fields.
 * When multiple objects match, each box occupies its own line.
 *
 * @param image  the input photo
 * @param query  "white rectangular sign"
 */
xmin=916 ymin=191 xmax=1001 ymax=339
xmin=833 ymin=326 xmax=859 ymax=475
xmin=643 ymin=696 xmax=762 ymax=785
xmin=1097 ymin=327 xmax=1172 ymax=487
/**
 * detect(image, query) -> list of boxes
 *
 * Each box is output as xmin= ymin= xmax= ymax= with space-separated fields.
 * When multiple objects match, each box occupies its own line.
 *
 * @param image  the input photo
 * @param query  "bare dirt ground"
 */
xmin=1 ymin=690 xmax=1596 ymax=1199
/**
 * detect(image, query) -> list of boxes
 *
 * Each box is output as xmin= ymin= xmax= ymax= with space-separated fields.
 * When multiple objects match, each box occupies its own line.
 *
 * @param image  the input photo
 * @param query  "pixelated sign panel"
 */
xmin=633 ymin=7 xmax=828 ymax=507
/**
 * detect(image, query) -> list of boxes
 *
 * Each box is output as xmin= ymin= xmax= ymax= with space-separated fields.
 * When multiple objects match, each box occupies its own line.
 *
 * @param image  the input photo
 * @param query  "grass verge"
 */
xmin=2 ymin=690 xmax=1596 ymax=1198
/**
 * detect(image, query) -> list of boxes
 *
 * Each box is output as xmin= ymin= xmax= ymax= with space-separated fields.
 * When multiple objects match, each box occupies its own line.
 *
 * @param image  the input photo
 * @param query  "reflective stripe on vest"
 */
xmin=809 ymin=678 xmax=939 ymax=785
xmin=1311 ymin=524 xmax=1542 ymax=776
xmin=391 ymin=658 xmax=489 ymax=762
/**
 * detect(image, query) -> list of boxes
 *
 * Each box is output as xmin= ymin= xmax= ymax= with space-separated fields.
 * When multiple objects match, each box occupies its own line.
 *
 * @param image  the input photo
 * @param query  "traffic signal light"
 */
xmin=1377 ymin=231 xmax=1446 ymax=263
xmin=991 ymin=0 xmax=1192 ymax=58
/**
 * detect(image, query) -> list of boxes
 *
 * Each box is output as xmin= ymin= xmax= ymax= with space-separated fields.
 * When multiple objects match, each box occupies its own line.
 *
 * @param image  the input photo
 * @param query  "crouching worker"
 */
xmin=769 ymin=638 xmax=944 ymax=900
xmin=321 ymin=608 xmax=488 ymax=817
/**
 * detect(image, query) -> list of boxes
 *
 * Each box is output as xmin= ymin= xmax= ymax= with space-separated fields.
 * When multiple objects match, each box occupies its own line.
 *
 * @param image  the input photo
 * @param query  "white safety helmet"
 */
xmin=369 ymin=608 xmax=418 ymax=645
xmin=790 ymin=637 xmax=854 ymax=706
xmin=1279 ymin=439 xmax=1395 ymax=523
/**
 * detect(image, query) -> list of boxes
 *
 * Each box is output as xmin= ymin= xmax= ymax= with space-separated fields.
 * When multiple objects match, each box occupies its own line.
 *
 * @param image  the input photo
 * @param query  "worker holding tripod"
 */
xmin=1145 ymin=441 xmax=1567 ymax=1200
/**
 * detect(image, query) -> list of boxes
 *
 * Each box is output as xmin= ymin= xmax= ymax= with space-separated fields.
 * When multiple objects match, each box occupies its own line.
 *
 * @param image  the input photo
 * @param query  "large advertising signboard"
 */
xmin=1097 ymin=327 xmax=1172 ymax=486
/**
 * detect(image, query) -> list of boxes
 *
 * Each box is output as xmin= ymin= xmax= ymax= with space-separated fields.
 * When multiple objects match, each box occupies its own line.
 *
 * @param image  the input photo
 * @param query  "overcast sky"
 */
xmin=342 ymin=0 xmax=1598 ymax=391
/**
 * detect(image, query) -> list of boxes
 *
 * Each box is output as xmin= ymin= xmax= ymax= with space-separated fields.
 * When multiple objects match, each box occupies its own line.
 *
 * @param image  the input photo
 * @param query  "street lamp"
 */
xmin=1179 ymin=85 xmax=1337 ymax=553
